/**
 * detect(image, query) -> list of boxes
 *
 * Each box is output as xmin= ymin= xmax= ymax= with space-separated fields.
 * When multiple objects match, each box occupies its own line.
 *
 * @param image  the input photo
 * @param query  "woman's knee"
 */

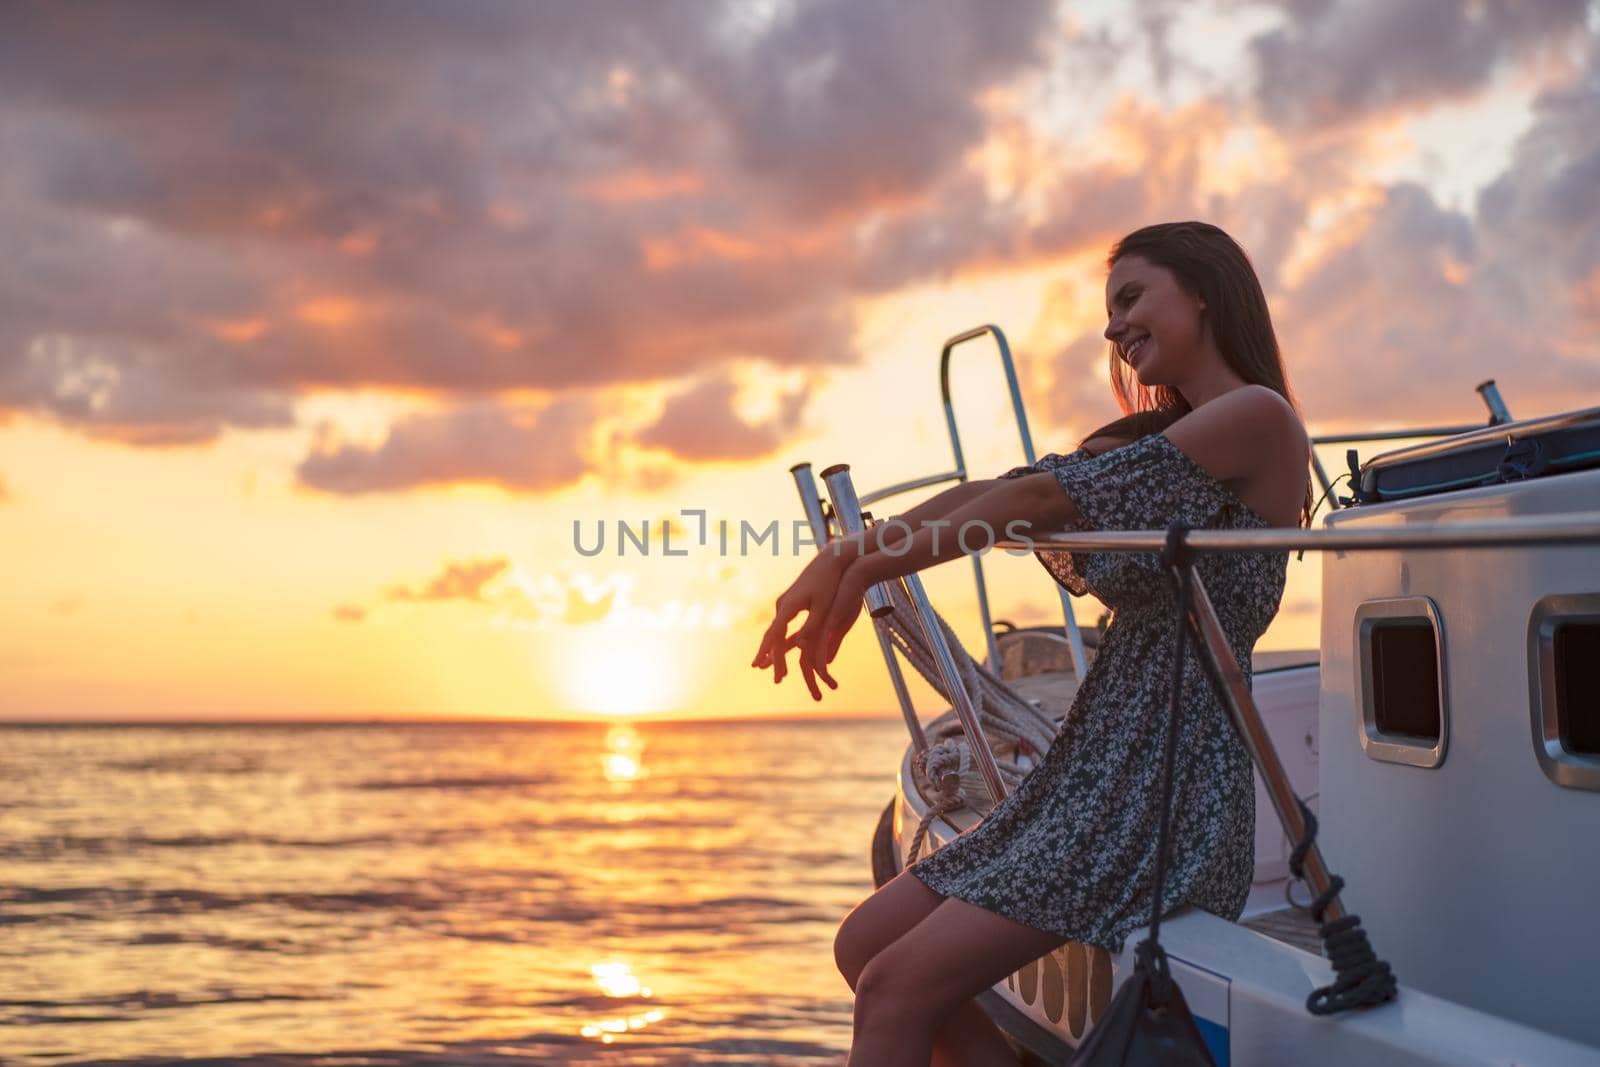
xmin=853 ymin=951 xmax=940 ymax=1031
xmin=833 ymin=907 xmax=873 ymax=989
xmin=833 ymin=873 xmax=944 ymax=990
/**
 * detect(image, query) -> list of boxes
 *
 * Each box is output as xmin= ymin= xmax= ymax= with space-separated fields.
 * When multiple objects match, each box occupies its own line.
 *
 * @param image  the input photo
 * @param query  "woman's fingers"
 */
xmin=752 ymin=563 xmax=854 ymax=697
xmin=753 ymin=592 xmax=806 ymax=675
xmin=752 ymin=618 xmax=784 ymax=670
xmin=797 ymin=640 xmax=838 ymax=702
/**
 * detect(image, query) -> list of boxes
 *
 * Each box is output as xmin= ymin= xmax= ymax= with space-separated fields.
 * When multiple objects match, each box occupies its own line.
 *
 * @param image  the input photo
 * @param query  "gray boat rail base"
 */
xmin=814 ymin=454 xmax=1600 ymax=931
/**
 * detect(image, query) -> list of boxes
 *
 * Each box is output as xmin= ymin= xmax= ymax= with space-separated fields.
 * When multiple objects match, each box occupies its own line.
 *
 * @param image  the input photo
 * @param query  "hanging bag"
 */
xmin=1067 ymin=940 xmax=1215 ymax=1066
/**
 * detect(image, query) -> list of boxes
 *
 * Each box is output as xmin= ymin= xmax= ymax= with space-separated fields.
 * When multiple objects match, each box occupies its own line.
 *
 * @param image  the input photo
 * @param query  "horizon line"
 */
xmin=0 ymin=710 xmax=899 ymax=727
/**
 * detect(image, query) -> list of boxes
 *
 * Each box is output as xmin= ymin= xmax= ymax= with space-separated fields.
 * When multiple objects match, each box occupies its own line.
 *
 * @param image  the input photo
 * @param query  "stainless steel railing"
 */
xmin=804 ymin=326 xmax=1091 ymax=679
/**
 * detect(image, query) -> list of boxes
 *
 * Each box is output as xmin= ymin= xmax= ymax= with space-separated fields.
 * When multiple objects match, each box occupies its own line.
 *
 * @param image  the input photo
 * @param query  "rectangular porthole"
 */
xmin=1555 ymin=625 xmax=1600 ymax=754
xmin=1355 ymin=597 xmax=1447 ymax=768
xmin=1528 ymin=597 xmax=1600 ymax=791
xmin=1371 ymin=622 xmax=1441 ymax=740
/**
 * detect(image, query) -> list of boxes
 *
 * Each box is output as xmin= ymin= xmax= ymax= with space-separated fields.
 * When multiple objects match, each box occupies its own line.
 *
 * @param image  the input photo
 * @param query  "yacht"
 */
xmin=785 ymin=326 xmax=1600 ymax=1065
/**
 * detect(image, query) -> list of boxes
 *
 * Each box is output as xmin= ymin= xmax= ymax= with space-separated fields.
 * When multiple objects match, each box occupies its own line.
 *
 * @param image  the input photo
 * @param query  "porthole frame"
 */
xmin=1526 ymin=593 xmax=1600 ymax=792
xmin=1355 ymin=596 xmax=1448 ymax=769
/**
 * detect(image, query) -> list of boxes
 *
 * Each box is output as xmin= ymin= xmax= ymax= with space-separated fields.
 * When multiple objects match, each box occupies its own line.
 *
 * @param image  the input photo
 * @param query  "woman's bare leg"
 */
xmin=847 ymin=894 xmax=1064 ymax=1067
xmin=837 ymin=871 xmax=1031 ymax=1066
xmin=835 ymin=870 xmax=944 ymax=989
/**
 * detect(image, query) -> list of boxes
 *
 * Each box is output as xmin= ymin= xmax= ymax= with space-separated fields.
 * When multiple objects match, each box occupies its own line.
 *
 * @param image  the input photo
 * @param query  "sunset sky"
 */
xmin=2 ymin=1 xmax=1598 ymax=721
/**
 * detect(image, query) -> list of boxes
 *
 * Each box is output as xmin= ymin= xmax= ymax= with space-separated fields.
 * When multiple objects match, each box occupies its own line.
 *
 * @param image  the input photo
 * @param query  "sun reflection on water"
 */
xmin=601 ymin=724 xmax=644 ymax=782
xmin=591 ymin=960 xmax=651 ymax=998
xmin=580 ymin=960 xmax=664 ymax=1044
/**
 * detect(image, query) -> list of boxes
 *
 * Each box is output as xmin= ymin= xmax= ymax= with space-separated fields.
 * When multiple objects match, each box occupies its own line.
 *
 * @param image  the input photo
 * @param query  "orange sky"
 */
xmin=2 ymin=3 xmax=1597 ymax=721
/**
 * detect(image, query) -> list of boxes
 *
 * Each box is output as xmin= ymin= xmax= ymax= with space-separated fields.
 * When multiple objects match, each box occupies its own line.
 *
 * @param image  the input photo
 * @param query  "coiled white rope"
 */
xmin=880 ymin=580 xmax=1070 ymax=860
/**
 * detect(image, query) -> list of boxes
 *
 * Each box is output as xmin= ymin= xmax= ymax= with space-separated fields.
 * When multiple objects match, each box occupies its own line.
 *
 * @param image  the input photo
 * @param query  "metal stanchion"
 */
xmin=802 ymin=464 xmax=927 ymax=752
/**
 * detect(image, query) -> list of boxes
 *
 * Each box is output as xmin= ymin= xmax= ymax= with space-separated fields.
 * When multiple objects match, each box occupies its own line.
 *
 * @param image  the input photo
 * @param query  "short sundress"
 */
xmin=910 ymin=431 xmax=1289 ymax=950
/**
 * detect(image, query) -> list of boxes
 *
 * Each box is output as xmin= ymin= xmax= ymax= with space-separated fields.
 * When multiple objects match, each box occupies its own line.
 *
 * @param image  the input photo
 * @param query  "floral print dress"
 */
xmin=910 ymin=432 xmax=1289 ymax=951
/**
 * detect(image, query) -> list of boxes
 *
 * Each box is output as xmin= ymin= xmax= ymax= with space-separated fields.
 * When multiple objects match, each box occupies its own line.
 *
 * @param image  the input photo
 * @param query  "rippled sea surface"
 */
xmin=0 ymin=719 xmax=908 ymax=1065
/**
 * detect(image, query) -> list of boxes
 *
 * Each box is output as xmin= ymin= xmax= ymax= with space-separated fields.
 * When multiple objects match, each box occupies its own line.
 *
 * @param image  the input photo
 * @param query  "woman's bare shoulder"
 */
xmin=1079 ymin=434 xmax=1134 ymax=456
xmin=1165 ymin=386 xmax=1307 ymax=487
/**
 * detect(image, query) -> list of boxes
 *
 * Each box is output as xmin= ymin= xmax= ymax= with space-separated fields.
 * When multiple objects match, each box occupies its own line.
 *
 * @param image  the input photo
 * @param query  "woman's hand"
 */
xmin=751 ymin=549 xmax=854 ymax=701
xmin=812 ymin=565 xmax=869 ymax=673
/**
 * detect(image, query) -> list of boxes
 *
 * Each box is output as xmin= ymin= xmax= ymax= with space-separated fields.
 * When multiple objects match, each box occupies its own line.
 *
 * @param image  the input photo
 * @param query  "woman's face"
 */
xmin=1103 ymin=254 xmax=1209 ymax=386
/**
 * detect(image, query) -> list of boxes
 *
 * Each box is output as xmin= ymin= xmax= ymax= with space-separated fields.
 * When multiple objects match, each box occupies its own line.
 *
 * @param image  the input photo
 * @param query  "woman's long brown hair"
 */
xmin=1080 ymin=221 xmax=1312 ymax=527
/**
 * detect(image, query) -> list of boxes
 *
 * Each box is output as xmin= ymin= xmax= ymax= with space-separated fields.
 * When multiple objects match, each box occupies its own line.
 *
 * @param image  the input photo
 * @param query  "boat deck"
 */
xmin=1240 ymin=905 xmax=1324 ymax=956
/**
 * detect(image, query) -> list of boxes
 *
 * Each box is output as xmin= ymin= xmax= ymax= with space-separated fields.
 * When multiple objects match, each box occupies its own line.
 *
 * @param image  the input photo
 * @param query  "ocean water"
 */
xmin=0 ymin=719 xmax=909 ymax=1066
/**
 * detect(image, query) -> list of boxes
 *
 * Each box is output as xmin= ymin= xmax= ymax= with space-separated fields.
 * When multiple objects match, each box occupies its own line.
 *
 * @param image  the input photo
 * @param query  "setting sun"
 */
xmin=554 ymin=627 xmax=695 ymax=717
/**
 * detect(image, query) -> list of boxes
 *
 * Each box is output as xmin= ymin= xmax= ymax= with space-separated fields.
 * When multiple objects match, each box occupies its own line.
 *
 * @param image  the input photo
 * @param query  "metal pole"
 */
xmin=903 ymin=571 xmax=1009 ymax=807
xmin=800 ymin=466 xmax=923 ymax=743
xmin=789 ymin=463 xmax=827 ymax=547
xmin=874 ymin=620 xmax=929 ymax=753
xmin=995 ymin=512 xmax=1600 ymax=555
xmin=1310 ymin=450 xmax=1336 ymax=509
xmin=1476 ymin=380 xmax=1512 ymax=424
xmin=819 ymin=464 xmax=894 ymax=616
xmin=937 ymin=324 xmax=1089 ymax=680
xmin=1180 ymin=566 xmax=1344 ymax=922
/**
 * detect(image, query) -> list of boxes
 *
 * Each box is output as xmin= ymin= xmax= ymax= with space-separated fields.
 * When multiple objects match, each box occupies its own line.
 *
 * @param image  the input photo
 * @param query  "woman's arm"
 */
xmin=753 ymin=465 xmax=1084 ymax=700
xmin=824 ymin=477 xmax=1004 ymax=564
xmin=890 ymin=477 xmax=1002 ymax=530
xmin=751 ymin=475 xmax=1029 ymax=699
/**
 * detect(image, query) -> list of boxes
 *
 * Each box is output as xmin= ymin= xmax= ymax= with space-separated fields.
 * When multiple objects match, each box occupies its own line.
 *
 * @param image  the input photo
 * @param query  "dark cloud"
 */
xmin=1035 ymin=40 xmax=1600 ymax=431
xmin=386 ymin=558 xmax=510 ymax=604
xmin=1251 ymin=0 xmax=1589 ymax=128
xmin=708 ymin=0 xmax=1055 ymax=215
xmin=1280 ymin=42 xmax=1600 ymax=421
xmin=1280 ymin=180 xmax=1600 ymax=423
xmin=635 ymin=373 xmax=807 ymax=461
xmin=4 ymin=0 xmax=1592 ymax=461
xmin=1476 ymin=57 xmax=1600 ymax=318
xmin=331 ymin=603 xmax=367 ymax=623
xmin=297 ymin=397 xmax=594 ymax=494
xmin=0 ymin=0 xmax=1057 ymax=444
xmin=0 ymin=330 xmax=294 ymax=445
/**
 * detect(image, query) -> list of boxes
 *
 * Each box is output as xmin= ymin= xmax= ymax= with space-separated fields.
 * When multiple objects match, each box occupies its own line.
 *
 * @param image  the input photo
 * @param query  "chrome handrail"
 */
xmin=858 ymin=470 xmax=964 ymax=508
xmin=997 ymin=513 xmax=1600 ymax=555
xmin=937 ymin=326 xmax=1092 ymax=677
xmin=813 ymin=326 xmax=1090 ymax=679
xmin=833 ymin=466 xmax=1004 ymax=798
xmin=903 ymin=571 xmax=1009 ymax=806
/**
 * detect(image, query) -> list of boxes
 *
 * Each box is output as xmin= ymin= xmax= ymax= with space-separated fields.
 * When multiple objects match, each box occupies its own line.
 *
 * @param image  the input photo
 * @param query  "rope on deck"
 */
xmin=876 ymin=579 xmax=1063 ymax=861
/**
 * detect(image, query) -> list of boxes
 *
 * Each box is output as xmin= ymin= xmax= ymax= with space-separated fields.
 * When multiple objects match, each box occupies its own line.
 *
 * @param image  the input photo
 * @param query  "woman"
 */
xmin=753 ymin=221 xmax=1310 ymax=1066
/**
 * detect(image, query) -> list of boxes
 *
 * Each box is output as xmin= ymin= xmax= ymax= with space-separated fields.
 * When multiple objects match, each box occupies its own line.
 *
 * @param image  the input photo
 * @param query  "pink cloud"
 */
xmin=635 ymin=373 xmax=808 ymax=462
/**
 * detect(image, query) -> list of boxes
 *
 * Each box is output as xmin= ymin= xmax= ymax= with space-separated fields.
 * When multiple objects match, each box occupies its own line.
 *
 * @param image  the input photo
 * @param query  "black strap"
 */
xmin=1133 ymin=522 xmax=1197 ymax=1003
